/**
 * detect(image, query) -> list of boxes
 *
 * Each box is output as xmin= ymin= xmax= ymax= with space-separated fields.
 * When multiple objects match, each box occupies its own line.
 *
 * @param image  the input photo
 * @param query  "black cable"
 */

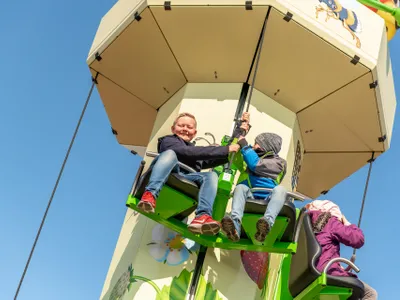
xmin=225 ymin=8 xmax=271 ymax=172
xmin=14 ymin=73 xmax=99 ymax=300
xmin=246 ymin=7 xmax=271 ymax=112
xmin=351 ymin=152 xmax=375 ymax=258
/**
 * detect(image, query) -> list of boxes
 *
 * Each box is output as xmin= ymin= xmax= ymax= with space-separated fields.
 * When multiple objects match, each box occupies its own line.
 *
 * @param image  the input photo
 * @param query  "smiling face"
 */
xmin=171 ymin=113 xmax=197 ymax=142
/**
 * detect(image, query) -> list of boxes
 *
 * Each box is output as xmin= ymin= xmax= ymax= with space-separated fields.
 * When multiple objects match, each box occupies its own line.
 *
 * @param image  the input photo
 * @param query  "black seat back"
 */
xmin=289 ymin=213 xmax=321 ymax=297
xmin=244 ymin=199 xmax=296 ymax=242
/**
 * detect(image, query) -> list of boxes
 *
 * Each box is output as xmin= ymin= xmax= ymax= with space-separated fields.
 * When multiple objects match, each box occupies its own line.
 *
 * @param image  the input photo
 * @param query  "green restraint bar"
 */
xmin=126 ymin=136 xmax=309 ymax=253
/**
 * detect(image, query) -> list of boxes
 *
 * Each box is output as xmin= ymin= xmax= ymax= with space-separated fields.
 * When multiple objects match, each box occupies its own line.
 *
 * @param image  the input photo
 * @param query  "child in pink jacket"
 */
xmin=308 ymin=201 xmax=377 ymax=300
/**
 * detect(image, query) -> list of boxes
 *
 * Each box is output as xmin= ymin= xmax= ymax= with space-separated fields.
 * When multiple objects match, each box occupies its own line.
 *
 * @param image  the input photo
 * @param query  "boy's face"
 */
xmin=171 ymin=116 xmax=197 ymax=142
xmin=253 ymin=143 xmax=261 ymax=150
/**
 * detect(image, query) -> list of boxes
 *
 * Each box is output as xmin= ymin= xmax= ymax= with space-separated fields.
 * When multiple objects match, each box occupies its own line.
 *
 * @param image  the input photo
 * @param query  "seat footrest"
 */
xmin=126 ymin=196 xmax=297 ymax=253
xmin=128 ymin=185 xmax=197 ymax=220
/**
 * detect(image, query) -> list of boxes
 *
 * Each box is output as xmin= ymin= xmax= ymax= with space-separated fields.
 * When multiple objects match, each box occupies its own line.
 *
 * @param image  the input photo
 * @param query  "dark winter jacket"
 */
xmin=157 ymin=134 xmax=229 ymax=172
xmin=237 ymin=137 xmax=287 ymax=199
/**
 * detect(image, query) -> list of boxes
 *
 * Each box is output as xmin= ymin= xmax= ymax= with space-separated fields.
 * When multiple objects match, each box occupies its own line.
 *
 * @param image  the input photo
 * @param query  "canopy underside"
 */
xmin=88 ymin=3 xmax=389 ymax=197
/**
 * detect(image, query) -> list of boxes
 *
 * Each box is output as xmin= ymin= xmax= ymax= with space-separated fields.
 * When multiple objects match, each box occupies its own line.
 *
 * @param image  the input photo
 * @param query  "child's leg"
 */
xmin=183 ymin=171 xmax=221 ymax=235
xmin=138 ymin=150 xmax=179 ymax=213
xmin=221 ymin=184 xmax=252 ymax=241
xmin=360 ymin=281 xmax=377 ymax=300
xmin=263 ymin=185 xmax=287 ymax=226
xmin=255 ymin=185 xmax=287 ymax=242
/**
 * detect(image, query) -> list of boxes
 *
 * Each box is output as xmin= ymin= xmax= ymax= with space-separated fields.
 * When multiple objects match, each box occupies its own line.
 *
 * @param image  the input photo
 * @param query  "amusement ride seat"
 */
xmin=289 ymin=212 xmax=365 ymax=299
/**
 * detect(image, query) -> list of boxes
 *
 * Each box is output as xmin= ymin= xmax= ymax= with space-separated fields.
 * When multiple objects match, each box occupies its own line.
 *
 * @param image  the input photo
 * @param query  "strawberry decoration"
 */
xmin=240 ymin=250 xmax=269 ymax=289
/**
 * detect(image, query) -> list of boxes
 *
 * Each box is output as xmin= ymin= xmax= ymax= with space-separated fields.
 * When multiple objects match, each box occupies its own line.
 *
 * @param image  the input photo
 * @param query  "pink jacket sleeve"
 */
xmin=330 ymin=218 xmax=365 ymax=249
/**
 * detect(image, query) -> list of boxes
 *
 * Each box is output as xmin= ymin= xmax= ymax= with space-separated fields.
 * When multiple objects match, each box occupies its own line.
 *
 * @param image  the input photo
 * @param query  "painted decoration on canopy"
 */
xmin=315 ymin=0 xmax=363 ymax=48
xmin=148 ymin=223 xmax=199 ymax=266
xmin=240 ymin=250 xmax=270 ymax=290
xmin=109 ymin=264 xmax=161 ymax=300
xmin=363 ymin=0 xmax=399 ymax=40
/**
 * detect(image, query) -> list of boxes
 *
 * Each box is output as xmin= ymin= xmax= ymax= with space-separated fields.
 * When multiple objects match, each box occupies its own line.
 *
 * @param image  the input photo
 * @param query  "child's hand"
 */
xmin=228 ymin=144 xmax=240 ymax=153
xmin=242 ymin=112 xmax=250 ymax=123
xmin=240 ymin=122 xmax=250 ymax=133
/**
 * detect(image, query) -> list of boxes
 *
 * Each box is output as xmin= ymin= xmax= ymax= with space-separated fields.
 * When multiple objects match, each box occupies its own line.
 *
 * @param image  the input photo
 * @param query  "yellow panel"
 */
xmin=298 ymin=72 xmax=384 ymax=152
xmin=94 ymin=72 xmax=157 ymax=147
xmin=254 ymin=8 xmax=368 ymax=112
xmin=296 ymin=152 xmax=380 ymax=198
xmin=151 ymin=6 xmax=268 ymax=82
xmin=90 ymin=8 xmax=187 ymax=109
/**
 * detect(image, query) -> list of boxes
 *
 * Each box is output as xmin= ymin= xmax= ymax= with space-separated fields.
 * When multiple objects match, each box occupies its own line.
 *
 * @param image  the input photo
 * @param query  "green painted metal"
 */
xmin=357 ymin=0 xmax=400 ymax=24
xmin=293 ymin=276 xmax=326 ymax=300
xmin=212 ymin=170 xmax=236 ymax=221
xmin=277 ymin=254 xmax=293 ymax=300
xmin=242 ymin=214 xmax=290 ymax=247
xmin=127 ymin=186 xmax=196 ymax=220
xmin=272 ymin=261 xmax=354 ymax=300
xmin=127 ymin=195 xmax=297 ymax=253
xmin=321 ymin=286 xmax=353 ymax=300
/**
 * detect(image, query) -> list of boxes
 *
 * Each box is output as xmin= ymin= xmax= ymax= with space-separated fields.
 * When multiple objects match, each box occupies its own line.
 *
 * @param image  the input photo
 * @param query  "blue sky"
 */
xmin=0 ymin=1 xmax=399 ymax=299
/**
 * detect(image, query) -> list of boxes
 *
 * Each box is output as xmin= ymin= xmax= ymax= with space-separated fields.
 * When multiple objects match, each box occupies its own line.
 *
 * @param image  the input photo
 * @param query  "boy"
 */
xmin=137 ymin=112 xmax=248 ymax=235
xmin=221 ymin=132 xmax=287 ymax=242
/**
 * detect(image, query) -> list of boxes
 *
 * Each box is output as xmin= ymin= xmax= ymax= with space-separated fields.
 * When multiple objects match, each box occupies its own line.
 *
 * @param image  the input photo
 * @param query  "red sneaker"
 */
xmin=188 ymin=215 xmax=221 ymax=236
xmin=137 ymin=191 xmax=156 ymax=214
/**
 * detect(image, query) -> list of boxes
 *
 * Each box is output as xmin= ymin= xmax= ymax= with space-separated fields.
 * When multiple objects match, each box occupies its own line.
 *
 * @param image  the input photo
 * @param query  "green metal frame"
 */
xmin=126 ymin=185 xmax=297 ymax=253
xmin=293 ymin=273 xmax=353 ymax=300
xmin=126 ymin=135 xmax=300 ymax=253
xmin=270 ymin=253 xmax=354 ymax=300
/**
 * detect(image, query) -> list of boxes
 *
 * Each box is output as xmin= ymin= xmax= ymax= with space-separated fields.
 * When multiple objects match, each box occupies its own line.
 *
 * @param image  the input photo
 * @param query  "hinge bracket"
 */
xmin=134 ymin=12 xmax=142 ymax=21
xmin=164 ymin=1 xmax=171 ymax=10
xmin=378 ymin=134 xmax=387 ymax=143
xmin=95 ymin=52 xmax=102 ymax=61
xmin=369 ymin=80 xmax=378 ymax=89
xmin=283 ymin=12 xmax=293 ymax=22
xmin=245 ymin=1 xmax=252 ymax=10
xmin=350 ymin=55 xmax=360 ymax=65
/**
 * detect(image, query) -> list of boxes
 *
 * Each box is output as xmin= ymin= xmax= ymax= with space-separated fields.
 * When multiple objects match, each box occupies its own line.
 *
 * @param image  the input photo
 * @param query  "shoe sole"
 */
xmin=137 ymin=201 xmax=155 ymax=214
xmin=188 ymin=222 xmax=221 ymax=236
xmin=255 ymin=218 xmax=270 ymax=243
xmin=221 ymin=217 xmax=240 ymax=242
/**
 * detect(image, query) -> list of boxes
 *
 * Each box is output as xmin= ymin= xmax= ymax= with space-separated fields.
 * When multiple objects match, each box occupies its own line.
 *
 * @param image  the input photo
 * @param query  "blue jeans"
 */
xmin=145 ymin=150 xmax=218 ymax=217
xmin=231 ymin=184 xmax=287 ymax=235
